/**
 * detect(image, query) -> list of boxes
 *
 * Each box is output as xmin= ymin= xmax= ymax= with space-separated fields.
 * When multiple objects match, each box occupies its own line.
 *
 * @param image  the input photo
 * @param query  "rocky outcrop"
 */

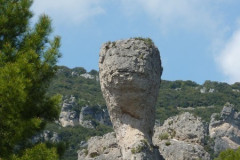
xmin=153 ymin=112 xmax=210 ymax=160
xmin=32 ymin=130 xmax=61 ymax=144
xmin=59 ymin=95 xmax=79 ymax=127
xmin=78 ymin=112 xmax=211 ymax=160
xmin=78 ymin=132 xmax=122 ymax=160
xmin=78 ymin=39 xmax=240 ymax=159
xmin=156 ymin=139 xmax=209 ymax=160
xmin=200 ymin=87 xmax=215 ymax=93
xmin=153 ymin=112 xmax=206 ymax=144
xmin=79 ymin=106 xmax=112 ymax=128
xmin=78 ymin=132 xmax=162 ymax=160
xmin=99 ymin=38 xmax=163 ymax=159
xmin=80 ymin=73 xmax=95 ymax=79
xmin=209 ymin=103 xmax=240 ymax=155
xmin=59 ymin=96 xmax=111 ymax=128
xmin=78 ymin=108 xmax=240 ymax=159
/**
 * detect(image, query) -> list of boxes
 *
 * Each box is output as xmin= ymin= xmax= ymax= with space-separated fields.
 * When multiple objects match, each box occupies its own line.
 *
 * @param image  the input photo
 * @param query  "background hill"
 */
xmin=45 ymin=66 xmax=240 ymax=160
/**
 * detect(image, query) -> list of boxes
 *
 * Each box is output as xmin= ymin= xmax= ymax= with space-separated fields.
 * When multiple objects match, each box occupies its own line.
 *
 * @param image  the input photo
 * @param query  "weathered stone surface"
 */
xmin=79 ymin=106 xmax=112 ymax=128
xmin=78 ymin=113 xmax=210 ymax=160
xmin=59 ymin=95 xmax=79 ymax=127
xmin=209 ymin=103 xmax=240 ymax=155
xmin=153 ymin=112 xmax=210 ymax=160
xmin=156 ymin=139 xmax=210 ymax=160
xmin=77 ymin=106 xmax=240 ymax=160
xmin=99 ymin=38 xmax=162 ymax=159
xmin=78 ymin=132 xmax=163 ymax=160
xmin=80 ymin=73 xmax=95 ymax=79
xmin=153 ymin=112 xmax=206 ymax=145
xmin=78 ymin=132 xmax=122 ymax=160
xmin=59 ymin=95 xmax=111 ymax=128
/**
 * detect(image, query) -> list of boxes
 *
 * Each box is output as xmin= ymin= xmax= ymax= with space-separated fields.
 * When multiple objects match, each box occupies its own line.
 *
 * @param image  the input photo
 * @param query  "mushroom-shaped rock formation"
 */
xmin=99 ymin=38 xmax=163 ymax=159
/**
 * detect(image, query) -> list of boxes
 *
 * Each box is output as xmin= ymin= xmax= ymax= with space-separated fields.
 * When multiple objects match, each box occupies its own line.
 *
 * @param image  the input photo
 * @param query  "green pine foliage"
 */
xmin=0 ymin=0 xmax=61 ymax=158
xmin=10 ymin=143 xmax=59 ymax=160
xmin=215 ymin=147 xmax=240 ymax=160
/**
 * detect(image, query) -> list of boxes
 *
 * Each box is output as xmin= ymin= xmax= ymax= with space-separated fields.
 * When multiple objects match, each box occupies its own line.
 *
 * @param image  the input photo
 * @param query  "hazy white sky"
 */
xmin=32 ymin=0 xmax=240 ymax=84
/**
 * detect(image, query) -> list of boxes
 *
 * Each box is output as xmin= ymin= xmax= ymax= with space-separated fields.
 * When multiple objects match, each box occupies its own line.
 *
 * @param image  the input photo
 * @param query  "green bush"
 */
xmin=11 ymin=143 xmax=58 ymax=160
xmin=165 ymin=141 xmax=171 ymax=146
xmin=159 ymin=133 xmax=169 ymax=140
xmin=90 ymin=152 xmax=99 ymax=158
xmin=134 ymin=37 xmax=153 ymax=47
xmin=131 ymin=145 xmax=145 ymax=154
xmin=214 ymin=147 xmax=240 ymax=160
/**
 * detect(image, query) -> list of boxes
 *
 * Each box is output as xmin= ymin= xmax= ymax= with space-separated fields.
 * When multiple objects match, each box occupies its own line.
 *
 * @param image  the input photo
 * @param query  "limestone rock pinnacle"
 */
xmin=99 ymin=38 xmax=163 ymax=159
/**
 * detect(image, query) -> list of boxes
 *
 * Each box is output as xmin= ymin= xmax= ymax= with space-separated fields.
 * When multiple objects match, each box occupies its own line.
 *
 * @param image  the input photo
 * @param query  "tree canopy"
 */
xmin=0 ymin=0 xmax=61 ymax=158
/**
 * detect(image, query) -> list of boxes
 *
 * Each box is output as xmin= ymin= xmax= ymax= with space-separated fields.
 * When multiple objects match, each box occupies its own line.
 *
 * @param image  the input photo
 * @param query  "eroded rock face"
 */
xmin=78 ymin=112 xmax=210 ymax=160
xmin=79 ymin=106 xmax=112 ymax=128
xmin=157 ymin=139 xmax=209 ymax=160
xmin=209 ymin=103 xmax=240 ymax=155
xmin=99 ymin=38 xmax=162 ymax=159
xmin=59 ymin=96 xmax=111 ymax=128
xmin=153 ymin=112 xmax=206 ymax=145
xmin=153 ymin=112 xmax=210 ymax=160
xmin=78 ymin=132 xmax=122 ymax=160
xmin=59 ymin=95 xmax=79 ymax=127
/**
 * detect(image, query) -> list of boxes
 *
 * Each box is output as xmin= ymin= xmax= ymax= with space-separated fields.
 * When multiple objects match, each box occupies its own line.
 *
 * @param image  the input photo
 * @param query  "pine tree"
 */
xmin=0 ymin=0 xmax=61 ymax=158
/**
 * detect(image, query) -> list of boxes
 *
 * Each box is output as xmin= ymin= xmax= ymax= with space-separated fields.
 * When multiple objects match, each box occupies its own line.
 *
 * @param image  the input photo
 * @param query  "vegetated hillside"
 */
xmin=48 ymin=66 xmax=105 ymax=107
xmin=49 ymin=66 xmax=240 ymax=123
xmin=46 ymin=66 xmax=240 ymax=160
xmin=157 ymin=80 xmax=240 ymax=122
xmin=47 ymin=66 xmax=110 ymax=160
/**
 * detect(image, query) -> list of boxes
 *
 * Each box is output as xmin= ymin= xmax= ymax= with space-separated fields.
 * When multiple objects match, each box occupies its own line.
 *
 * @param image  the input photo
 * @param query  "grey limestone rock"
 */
xmin=99 ymin=38 xmax=162 ymax=159
xmin=78 ymin=113 xmax=210 ymax=160
xmin=157 ymin=139 xmax=210 ymax=160
xmin=80 ymin=73 xmax=95 ymax=79
xmin=79 ymin=106 xmax=112 ymax=128
xmin=32 ymin=130 xmax=61 ymax=144
xmin=153 ymin=112 xmax=206 ymax=145
xmin=209 ymin=103 xmax=240 ymax=155
xmin=78 ymin=132 xmax=122 ymax=160
xmin=153 ymin=112 xmax=210 ymax=160
xmin=59 ymin=95 xmax=79 ymax=127
xmin=59 ymin=95 xmax=111 ymax=128
xmin=78 ymin=132 xmax=163 ymax=160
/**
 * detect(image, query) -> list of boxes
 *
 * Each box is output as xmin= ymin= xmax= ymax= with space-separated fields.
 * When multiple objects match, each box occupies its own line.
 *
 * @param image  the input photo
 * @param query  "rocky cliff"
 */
xmin=59 ymin=95 xmax=111 ymax=128
xmin=99 ymin=38 xmax=163 ymax=159
xmin=209 ymin=103 xmax=240 ymax=155
xmin=78 ymin=132 xmax=121 ymax=160
xmin=78 ymin=104 xmax=240 ymax=160
xmin=79 ymin=105 xmax=112 ymax=128
xmin=59 ymin=95 xmax=79 ymax=127
xmin=78 ymin=112 xmax=210 ymax=160
xmin=153 ymin=112 xmax=210 ymax=160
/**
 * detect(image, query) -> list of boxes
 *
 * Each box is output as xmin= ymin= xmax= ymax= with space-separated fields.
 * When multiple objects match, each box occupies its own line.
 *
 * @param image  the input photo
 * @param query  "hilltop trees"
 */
xmin=0 ymin=0 xmax=61 ymax=158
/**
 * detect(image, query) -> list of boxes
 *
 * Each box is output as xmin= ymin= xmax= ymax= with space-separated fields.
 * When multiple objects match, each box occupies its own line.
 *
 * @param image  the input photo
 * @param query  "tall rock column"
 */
xmin=99 ymin=38 xmax=163 ymax=159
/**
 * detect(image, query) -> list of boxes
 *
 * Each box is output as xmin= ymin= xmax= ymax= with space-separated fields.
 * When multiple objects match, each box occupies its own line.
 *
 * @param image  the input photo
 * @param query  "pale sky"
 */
xmin=31 ymin=0 xmax=240 ymax=84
